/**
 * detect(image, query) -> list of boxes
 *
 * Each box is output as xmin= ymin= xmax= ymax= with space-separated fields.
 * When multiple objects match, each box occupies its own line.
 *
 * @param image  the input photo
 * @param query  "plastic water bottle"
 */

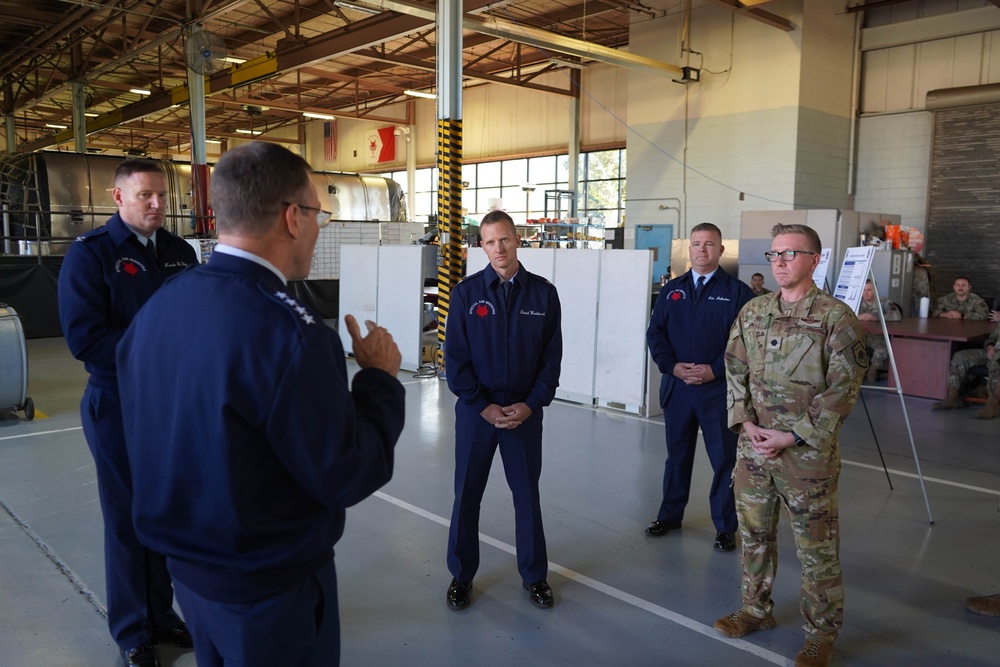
xmin=919 ymin=296 xmax=930 ymax=318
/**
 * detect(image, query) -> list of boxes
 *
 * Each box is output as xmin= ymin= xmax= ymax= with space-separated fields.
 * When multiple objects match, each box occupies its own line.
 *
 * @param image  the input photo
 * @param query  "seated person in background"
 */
xmin=931 ymin=277 xmax=989 ymax=320
xmin=933 ymin=320 xmax=1000 ymax=415
xmin=749 ymin=272 xmax=771 ymax=297
xmin=991 ymin=309 xmax=1000 ymax=323
xmin=856 ymin=279 xmax=902 ymax=383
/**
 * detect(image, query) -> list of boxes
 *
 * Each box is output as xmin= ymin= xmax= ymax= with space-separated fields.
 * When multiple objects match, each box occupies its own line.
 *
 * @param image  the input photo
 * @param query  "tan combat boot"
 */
xmin=966 ymin=592 xmax=1000 ymax=616
xmin=795 ymin=638 xmax=834 ymax=667
xmin=974 ymin=392 xmax=1000 ymax=420
xmin=712 ymin=609 xmax=777 ymax=638
xmin=932 ymin=387 xmax=961 ymax=410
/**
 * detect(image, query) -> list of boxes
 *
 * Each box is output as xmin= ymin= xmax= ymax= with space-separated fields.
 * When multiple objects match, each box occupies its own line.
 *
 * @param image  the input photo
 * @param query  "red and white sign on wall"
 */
xmin=366 ymin=126 xmax=396 ymax=165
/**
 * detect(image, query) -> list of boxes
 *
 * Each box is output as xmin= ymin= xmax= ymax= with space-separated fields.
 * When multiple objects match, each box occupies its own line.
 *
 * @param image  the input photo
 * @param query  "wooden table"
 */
xmin=862 ymin=318 xmax=996 ymax=399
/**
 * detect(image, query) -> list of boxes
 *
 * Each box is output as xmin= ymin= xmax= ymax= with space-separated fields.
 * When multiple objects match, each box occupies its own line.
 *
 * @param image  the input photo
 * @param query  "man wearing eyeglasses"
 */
xmin=59 ymin=158 xmax=198 ymax=667
xmin=717 ymin=224 xmax=867 ymax=667
xmin=645 ymin=222 xmax=753 ymax=553
xmin=116 ymin=143 xmax=405 ymax=667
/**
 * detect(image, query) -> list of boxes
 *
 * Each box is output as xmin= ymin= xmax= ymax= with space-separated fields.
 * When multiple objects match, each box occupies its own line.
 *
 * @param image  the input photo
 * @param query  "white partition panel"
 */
xmin=338 ymin=245 xmax=379 ymax=353
xmin=553 ymin=250 xmax=600 ymax=404
xmin=377 ymin=245 xmax=424 ymax=370
xmin=517 ymin=248 xmax=555 ymax=282
xmin=465 ymin=247 xmax=488 ymax=276
xmin=594 ymin=250 xmax=654 ymax=410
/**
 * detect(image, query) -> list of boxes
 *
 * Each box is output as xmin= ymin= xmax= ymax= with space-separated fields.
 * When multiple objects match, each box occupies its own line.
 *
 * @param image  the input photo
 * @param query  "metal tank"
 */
xmin=0 ymin=151 xmax=406 ymax=256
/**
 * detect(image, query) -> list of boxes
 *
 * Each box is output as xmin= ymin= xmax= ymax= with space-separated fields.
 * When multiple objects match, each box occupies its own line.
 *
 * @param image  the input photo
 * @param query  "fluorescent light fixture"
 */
xmin=205 ymin=139 xmax=223 ymax=145
xmin=236 ymin=129 xmax=262 ymax=135
xmin=333 ymin=0 xmax=380 ymax=15
xmin=404 ymin=89 xmax=436 ymax=99
xmin=84 ymin=112 xmax=99 ymax=117
xmin=45 ymin=123 xmax=68 ymax=129
xmin=130 ymin=88 xmax=152 ymax=95
xmin=223 ymin=56 xmax=247 ymax=64
xmin=303 ymin=112 xmax=335 ymax=120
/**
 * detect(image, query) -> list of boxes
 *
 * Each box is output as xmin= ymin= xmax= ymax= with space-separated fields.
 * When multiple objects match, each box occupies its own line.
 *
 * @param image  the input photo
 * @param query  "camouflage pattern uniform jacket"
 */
xmin=726 ymin=285 xmax=867 ymax=479
xmin=931 ymin=292 xmax=989 ymax=320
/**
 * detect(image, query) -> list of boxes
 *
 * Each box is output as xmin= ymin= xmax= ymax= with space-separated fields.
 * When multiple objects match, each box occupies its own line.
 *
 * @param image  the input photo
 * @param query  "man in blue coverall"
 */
xmin=645 ymin=222 xmax=754 ymax=552
xmin=115 ymin=142 xmax=405 ymax=667
xmin=445 ymin=210 xmax=562 ymax=611
xmin=58 ymin=158 xmax=197 ymax=667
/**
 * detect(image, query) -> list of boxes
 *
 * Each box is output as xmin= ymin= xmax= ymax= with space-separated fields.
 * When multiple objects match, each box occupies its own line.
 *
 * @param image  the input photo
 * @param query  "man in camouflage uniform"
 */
xmin=933 ymin=320 xmax=1000 ymax=417
xmin=714 ymin=224 xmax=867 ymax=667
xmin=856 ymin=279 xmax=901 ymax=383
xmin=931 ymin=277 xmax=989 ymax=320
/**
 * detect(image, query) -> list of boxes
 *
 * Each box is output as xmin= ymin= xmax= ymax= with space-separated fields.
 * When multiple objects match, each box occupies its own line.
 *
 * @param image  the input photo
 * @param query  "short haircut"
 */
xmin=690 ymin=222 xmax=722 ymax=239
xmin=770 ymin=223 xmax=821 ymax=254
xmin=210 ymin=143 xmax=313 ymax=237
xmin=752 ymin=272 xmax=764 ymax=280
xmin=114 ymin=158 xmax=164 ymax=186
xmin=480 ymin=210 xmax=517 ymax=236
xmin=954 ymin=276 xmax=971 ymax=284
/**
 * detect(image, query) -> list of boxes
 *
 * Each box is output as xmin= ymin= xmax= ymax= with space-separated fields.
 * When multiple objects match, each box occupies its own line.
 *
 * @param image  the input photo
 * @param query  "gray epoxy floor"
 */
xmin=2 ymin=336 xmax=999 ymax=666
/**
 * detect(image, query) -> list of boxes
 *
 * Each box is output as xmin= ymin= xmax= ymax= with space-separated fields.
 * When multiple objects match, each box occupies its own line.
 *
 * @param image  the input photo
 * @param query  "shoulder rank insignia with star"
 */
xmin=273 ymin=289 xmax=316 ymax=325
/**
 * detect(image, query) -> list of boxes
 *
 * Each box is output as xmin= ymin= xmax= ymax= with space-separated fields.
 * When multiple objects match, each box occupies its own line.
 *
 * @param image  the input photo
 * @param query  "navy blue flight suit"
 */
xmin=116 ymin=251 xmax=405 ymax=667
xmin=646 ymin=267 xmax=754 ymax=533
xmin=58 ymin=212 xmax=197 ymax=652
xmin=445 ymin=262 xmax=562 ymax=586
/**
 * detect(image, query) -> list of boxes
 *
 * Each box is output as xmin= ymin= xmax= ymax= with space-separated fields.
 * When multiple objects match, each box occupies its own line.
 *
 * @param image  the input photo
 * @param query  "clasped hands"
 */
xmin=481 ymin=403 xmax=532 ymax=429
xmin=673 ymin=362 xmax=715 ymax=386
xmin=742 ymin=421 xmax=796 ymax=459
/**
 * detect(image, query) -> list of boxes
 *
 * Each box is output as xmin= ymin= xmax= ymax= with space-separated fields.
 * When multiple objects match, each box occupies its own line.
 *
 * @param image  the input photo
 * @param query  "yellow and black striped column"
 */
xmin=435 ymin=117 xmax=464 ymax=375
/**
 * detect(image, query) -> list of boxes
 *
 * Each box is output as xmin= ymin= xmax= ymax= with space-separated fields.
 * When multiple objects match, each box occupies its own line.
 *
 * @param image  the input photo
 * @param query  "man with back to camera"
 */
xmin=444 ymin=210 xmax=562 ymax=611
xmin=750 ymin=272 xmax=771 ymax=296
xmin=644 ymin=223 xmax=753 ymax=552
xmin=116 ymin=142 xmax=406 ymax=666
xmin=717 ymin=223 xmax=867 ymax=667
xmin=931 ymin=276 xmax=989 ymax=320
xmin=856 ymin=278 xmax=902 ymax=383
xmin=58 ymin=158 xmax=197 ymax=667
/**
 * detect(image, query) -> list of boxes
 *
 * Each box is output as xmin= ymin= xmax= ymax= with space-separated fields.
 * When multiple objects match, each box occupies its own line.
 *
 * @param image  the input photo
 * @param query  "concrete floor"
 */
xmin=2 ymin=335 xmax=999 ymax=666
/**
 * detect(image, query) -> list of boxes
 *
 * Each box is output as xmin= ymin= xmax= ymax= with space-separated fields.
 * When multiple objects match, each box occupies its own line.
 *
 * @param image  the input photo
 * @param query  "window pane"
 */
xmin=529 ymin=155 xmax=556 ymax=185
xmin=414 ymin=168 xmax=433 ymax=193
xmin=462 ymin=189 xmax=476 ymax=215
xmin=502 ymin=159 xmax=527 ymax=188
xmin=587 ymin=150 xmax=620 ymax=180
xmin=585 ymin=179 xmax=619 ymax=212
xmin=477 ymin=162 xmax=501 ymax=187
xmin=477 ymin=187 xmax=501 ymax=212
xmin=414 ymin=192 xmax=434 ymax=218
xmin=462 ymin=163 xmax=477 ymax=190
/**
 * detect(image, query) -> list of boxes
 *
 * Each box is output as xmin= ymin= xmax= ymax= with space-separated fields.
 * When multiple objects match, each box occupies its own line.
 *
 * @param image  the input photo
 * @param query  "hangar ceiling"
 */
xmin=0 ymin=0 xmax=792 ymax=156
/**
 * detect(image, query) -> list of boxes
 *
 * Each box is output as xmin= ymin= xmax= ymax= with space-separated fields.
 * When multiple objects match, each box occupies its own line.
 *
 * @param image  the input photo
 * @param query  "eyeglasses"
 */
xmin=282 ymin=201 xmax=333 ymax=227
xmin=764 ymin=250 xmax=817 ymax=263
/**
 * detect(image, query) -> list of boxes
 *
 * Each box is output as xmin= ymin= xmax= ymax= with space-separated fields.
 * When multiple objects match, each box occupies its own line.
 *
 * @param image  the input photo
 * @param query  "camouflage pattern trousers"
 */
xmin=734 ymin=459 xmax=843 ymax=640
xmin=946 ymin=349 xmax=992 ymax=390
xmin=866 ymin=333 xmax=890 ymax=371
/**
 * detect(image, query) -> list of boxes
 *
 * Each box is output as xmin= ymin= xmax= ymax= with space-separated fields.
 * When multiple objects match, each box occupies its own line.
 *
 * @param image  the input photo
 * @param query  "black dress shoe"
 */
xmin=523 ymin=580 xmax=554 ymax=609
xmin=714 ymin=531 xmax=736 ymax=552
xmin=645 ymin=520 xmax=682 ymax=537
xmin=446 ymin=578 xmax=473 ymax=610
xmin=122 ymin=643 xmax=160 ymax=667
xmin=153 ymin=623 xmax=193 ymax=648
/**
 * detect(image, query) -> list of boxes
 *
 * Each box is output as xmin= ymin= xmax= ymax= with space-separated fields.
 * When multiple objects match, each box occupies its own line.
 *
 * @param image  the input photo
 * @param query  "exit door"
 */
xmin=635 ymin=224 xmax=673 ymax=284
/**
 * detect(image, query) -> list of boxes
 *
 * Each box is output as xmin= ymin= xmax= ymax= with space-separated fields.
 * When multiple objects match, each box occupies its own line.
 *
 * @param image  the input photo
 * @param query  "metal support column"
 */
xmin=4 ymin=115 xmax=15 ymax=154
xmin=187 ymin=48 xmax=210 ymax=236
xmin=568 ymin=69 xmax=581 ymax=218
xmin=435 ymin=0 xmax=464 ymax=375
xmin=72 ymin=82 xmax=86 ymax=154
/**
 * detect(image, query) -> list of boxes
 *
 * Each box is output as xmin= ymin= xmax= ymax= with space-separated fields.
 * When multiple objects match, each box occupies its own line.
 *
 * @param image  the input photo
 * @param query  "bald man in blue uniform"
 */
xmin=444 ymin=210 xmax=562 ymax=611
xmin=116 ymin=143 xmax=405 ymax=667
xmin=58 ymin=158 xmax=197 ymax=667
xmin=645 ymin=222 xmax=754 ymax=553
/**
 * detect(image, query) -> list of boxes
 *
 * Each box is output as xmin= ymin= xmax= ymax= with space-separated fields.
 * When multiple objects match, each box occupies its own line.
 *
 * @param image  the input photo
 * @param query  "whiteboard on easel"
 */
xmin=812 ymin=248 xmax=832 ymax=290
xmin=833 ymin=246 xmax=876 ymax=313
